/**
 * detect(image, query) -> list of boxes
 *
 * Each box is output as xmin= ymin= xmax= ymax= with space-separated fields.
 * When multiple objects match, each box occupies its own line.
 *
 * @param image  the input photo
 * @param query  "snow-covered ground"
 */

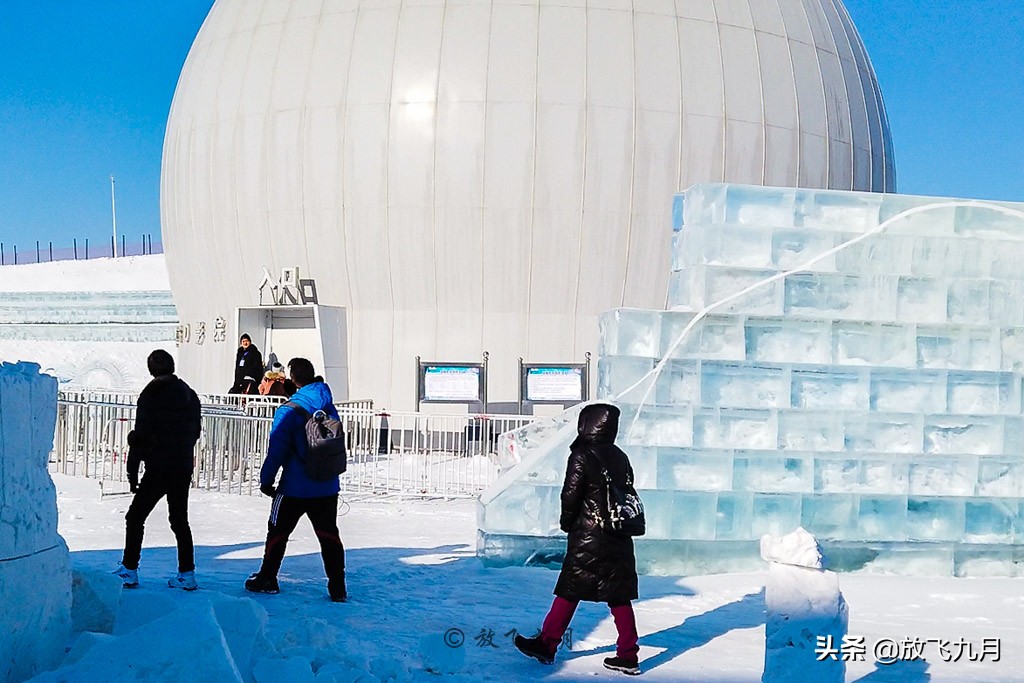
xmin=0 ymin=255 xmax=169 ymax=292
xmin=50 ymin=474 xmax=1024 ymax=682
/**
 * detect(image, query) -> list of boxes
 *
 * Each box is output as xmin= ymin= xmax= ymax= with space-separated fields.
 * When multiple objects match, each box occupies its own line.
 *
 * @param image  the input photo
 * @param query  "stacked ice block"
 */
xmin=479 ymin=183 xmax=1024 ymax=576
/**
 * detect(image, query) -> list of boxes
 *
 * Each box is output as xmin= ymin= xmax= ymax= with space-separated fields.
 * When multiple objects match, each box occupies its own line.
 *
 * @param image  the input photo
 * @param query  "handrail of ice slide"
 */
xmin=619 ymin=199 xmax=1024 ymax=443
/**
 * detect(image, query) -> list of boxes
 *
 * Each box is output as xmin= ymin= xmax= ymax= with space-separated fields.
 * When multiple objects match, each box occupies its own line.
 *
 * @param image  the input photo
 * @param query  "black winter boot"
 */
xmin=513 ymin=635 xmax=555 ymax=665
xmin=244 ymin=573 xmax=280 ymax=594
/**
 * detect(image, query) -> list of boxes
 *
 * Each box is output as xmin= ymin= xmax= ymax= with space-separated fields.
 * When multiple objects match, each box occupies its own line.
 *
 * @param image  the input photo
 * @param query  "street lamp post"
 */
xmin=110 ymin=175 xmax=118 ymax=258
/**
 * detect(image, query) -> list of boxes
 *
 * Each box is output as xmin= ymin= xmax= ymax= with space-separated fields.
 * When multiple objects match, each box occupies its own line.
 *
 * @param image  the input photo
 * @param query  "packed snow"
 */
xmin=0 ymin=255 xmax=169 ymax=292
xmin=29 ymin=474 xmax=1024 ymax=682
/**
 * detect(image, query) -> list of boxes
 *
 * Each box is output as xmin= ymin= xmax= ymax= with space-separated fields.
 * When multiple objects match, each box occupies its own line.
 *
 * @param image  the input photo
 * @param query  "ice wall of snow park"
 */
xmin=0 ymin=255 xmax=178 ymax=391
xmin=0 ymin=363 xmax=71 ymax=681
xmin=479 ymin=183 xmax=1024 ymax=577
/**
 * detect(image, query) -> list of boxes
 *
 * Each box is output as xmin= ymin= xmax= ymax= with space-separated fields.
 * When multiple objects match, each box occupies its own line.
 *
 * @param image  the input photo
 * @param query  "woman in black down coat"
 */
xmin=514 ymin=403 xmax=641 ymax=675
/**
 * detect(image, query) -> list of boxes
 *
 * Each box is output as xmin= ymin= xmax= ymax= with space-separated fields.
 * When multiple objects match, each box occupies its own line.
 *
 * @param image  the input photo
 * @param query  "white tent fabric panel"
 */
xmin=163 ymin=0 xmax=896 ymax=408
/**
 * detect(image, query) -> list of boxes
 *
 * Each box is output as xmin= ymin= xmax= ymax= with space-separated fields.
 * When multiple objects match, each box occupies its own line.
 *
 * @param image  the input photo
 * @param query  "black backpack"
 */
xmin=284 ymin=402 xmax=347 ymax=481
xmin=592 ymin=450 xmax=646 ymax=538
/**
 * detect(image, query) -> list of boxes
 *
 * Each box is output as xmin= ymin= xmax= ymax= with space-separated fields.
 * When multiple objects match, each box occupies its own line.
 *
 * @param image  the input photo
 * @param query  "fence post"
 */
xmin=49 ymin=241 xmax=53 ymax=262
xmin=1 ymin=242 xmax=4 ymax=266
xmin=110 ymin=236 xmax=114 ymax=258
xmin=36 ymin=240 xmax=40 ymax=263
xmin=14 ymin=244 xmax=17 ymax=265
xmin=121 ymin=234 xmax=126 ymax=258
xmin=85 ymin=238 xmax=89 ymax=259
xmin=74 ymin=238 xmax=78 ymax=260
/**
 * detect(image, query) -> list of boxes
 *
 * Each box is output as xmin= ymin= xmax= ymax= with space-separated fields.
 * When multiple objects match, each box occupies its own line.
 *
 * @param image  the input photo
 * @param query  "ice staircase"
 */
xmin=479 ymin=183 xmax=1024 ymax=577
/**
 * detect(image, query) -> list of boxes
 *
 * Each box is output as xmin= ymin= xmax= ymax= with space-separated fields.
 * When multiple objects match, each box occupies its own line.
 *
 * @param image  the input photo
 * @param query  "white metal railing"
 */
xmin=51 ymin=392 xmax=536 ymax=498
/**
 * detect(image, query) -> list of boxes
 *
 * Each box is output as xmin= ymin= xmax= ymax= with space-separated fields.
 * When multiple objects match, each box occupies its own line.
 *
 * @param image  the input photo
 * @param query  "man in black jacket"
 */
xmin=113 ymin=350 xmax=202 ymax=590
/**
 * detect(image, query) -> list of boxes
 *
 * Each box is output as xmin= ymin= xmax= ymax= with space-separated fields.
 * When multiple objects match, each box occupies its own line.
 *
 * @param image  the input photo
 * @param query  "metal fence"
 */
xmin=51 ymin=392 xmax=535 ymax=498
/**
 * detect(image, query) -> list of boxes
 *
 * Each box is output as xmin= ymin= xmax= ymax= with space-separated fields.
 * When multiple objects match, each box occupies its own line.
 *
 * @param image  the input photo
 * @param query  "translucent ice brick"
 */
xmin=963 ymin=498 xmax=1018 ymax=543
xmin=989 ymin=281 xmax=1024 ymax=329
xmin=869 ymin=369 xmax=946 ymax=413
xmin=771 ymin=229 xmax=838 ymax=272
xmin=924 ymin=416 xmax=1003 ymax=455
xmin=834 ymin=322 xmax=915 ymax=368
xmin=1000 ymin=329 xmax=1024 ymax=372
xmin=655 ymin=448 xmax=732 ymax=491
xmin=681 ymin=185 xmax=726 ymax=226
xmin=801 ymin=190 xmax=882 ymax=232
xmin=704 ymin=266 xmax=783 ymax=315
xmin=777 ymin=411 xmax=844 ymax=451
xmin=599 ymin=356 xmax=656 ymax=403
xmin=732 ymin=453 xmax=813 ymax=493
xmin=653 ymin=360 xmax=700 ymax=407
xmin=947 ymin=372 xmax=1019 ymax=415
xmin=836 ymin=234 xmax=913 ymax=276
xmin=908 ymin=457 xmax=978 ymax=496
xmin=599 ymin=309 xmax=662 ymax=358
xmin=672 ymin=192 xmax=685 ymax=231
xmin=954 ymin=546 xmax=1016 ymax=578
xmin=906 ymin=497 xmax=966 ymax=541
xmin=976 ymin=457 xmax=1024 ymax=497
xmin=624 ymin=407 xmax=694 ymax=448
xmin=702 ymin=225 xmax=774 ymax=268
xmin=791 ymin=368 xmax=868 ymax=410
xmin=844 ymin=414 xmax=922 ymax=453
xmin=814 ymin=457 xmax=909 ymax=495
xmin=638 ymin=490 xmax=674 ymax=539
xmin=661 ymin=314 xmax=744 ymax=361
xmin=716 ymin=492 xmax=753 ymax=540
xmin=670 ymin=491 xmax=719 ymax=540
xmin=725 ymin=185 xmax=796 ymax=226
xmin=800 ymin=494 xmax=858 ymax=540
xmin=745 ymin=319 xmax=831 ymax=365
xmin=701 ymin=362 xmax=789 ymax=409
xmin=693 ymin=408 xmax=776 ymax=450
xmin=784 ymin=273 xmax=896 ymax=321
xmin=947 ymin=280 xmax=990 ymax=324
xmin=954 ymin=204 xmax=1024 ymax=241
xmin=751 ymin=493 xmax=802 ymax=537
xmin=896 ymin=277 xmax=947 ymax=324
xmin=858 ymin=496 xmax=908 ymax=541
xmin=910 ymin=235 xmax=990 ymax=279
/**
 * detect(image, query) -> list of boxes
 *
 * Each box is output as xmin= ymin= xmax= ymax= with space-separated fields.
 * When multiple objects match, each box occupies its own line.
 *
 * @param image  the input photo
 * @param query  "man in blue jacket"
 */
xmin=245 ymin=357 xmax=347 ymax=602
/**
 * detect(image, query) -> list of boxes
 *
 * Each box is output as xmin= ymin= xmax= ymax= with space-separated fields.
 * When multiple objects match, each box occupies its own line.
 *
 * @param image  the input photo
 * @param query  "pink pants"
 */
xmin=539 ymin=596 xmax=639 ymax=662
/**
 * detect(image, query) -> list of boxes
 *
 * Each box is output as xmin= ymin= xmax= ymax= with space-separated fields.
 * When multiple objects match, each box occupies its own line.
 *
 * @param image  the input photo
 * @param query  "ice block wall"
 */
xmin=0 ymin=362 xmax=72 ymax=680
xmin=480 ymin=184 xmax=1024 ymax=577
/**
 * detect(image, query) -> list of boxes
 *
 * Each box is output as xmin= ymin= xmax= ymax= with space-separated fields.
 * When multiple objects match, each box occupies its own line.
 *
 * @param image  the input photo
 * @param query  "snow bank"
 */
xmin=0 ymin=255 xmax=169 ymax=292
xmin=761 ymin=529 xmax=847 ymax=683
xmin=0 ymin=362 xmax=71 ymax=681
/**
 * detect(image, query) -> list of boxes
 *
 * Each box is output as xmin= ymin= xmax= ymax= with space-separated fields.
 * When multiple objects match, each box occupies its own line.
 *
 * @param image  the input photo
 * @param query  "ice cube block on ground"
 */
xmin=479 ymin=184 xmax=1024 ymax=576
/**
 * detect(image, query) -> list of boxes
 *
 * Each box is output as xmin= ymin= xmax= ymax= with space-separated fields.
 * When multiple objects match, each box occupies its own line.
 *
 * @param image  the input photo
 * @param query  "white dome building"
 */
xmin=162 ymin=0 xmax=895 ymax=409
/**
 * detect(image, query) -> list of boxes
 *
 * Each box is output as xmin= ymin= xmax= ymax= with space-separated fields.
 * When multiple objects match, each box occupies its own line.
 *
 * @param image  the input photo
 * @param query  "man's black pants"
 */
xmin=122 ymin=469 xmax=195 ymax=572
xmin=258 ymin=494 xmax=345 ymax=583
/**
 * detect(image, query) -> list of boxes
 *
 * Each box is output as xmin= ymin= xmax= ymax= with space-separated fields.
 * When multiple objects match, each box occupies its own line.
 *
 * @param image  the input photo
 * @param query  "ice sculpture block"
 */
xmin=479 ymin=184 xmax=1024 ymax=577
xmin=0 ymin=362 xmax=72 ymax=680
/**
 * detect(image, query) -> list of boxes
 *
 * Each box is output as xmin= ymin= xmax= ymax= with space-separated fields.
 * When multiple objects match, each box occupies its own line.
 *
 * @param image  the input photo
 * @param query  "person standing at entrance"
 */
xmin=114 ymin=349 xmax=202 ymax=590
xmin=514 ymin=403 xmax=642 ymax=675
xmin=245 ymin=358 xmax=347 ymax=602
xmin=229 ymin=333 xmax=263 ymax=394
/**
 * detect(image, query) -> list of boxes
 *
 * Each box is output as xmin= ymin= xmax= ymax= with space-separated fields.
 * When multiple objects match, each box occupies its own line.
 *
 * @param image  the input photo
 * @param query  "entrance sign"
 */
xmin=258 ymin=266 xmax=319 ymax=306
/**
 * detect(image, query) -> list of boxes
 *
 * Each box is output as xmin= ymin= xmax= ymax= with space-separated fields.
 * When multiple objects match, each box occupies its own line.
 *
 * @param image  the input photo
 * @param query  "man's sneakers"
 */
xmin=244 ymin=573 xmax=280 ymax=594
xmin=168 ymin=570 xmax=199 ymax=591
xmin=603 ymin=657 xmax=642 ymax=676
xmin=113 ymin=564 xmax=138 ymax=588
xmin=513 ymin=635 xmax=555 ymax=665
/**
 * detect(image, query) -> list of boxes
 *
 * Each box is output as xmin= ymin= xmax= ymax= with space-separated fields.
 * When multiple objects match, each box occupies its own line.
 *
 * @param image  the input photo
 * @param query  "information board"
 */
xmin=422 ymin=364 xmax=482 ymax=402
xmin=525 ymin=365 xmax=584 ymax=402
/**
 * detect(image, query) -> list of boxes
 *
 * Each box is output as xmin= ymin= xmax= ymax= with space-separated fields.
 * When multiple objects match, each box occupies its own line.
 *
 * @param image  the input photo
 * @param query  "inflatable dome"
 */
xmin=162 ymin=0 xmax=895 ymax=408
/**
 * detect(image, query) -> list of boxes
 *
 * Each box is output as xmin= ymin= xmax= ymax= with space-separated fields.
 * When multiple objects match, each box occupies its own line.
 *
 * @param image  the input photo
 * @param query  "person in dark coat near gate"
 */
xmin=229 ymin=333 xmax=263 ymax=394
xmin=514 ymin=403 xmax=642 ymax=676
xmin=113 ymin=349 xmax=202 ymax=591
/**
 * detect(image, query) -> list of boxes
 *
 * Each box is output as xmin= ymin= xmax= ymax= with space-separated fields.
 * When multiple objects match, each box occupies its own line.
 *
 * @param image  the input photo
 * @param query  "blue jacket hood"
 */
xmin=287 ymin=381 xmax=335 ymax=414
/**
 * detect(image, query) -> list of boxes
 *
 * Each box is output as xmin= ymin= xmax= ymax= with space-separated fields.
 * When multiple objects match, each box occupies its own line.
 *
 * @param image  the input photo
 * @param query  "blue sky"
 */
xmin=1 ymin=1 xmax=1022 ymax=250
